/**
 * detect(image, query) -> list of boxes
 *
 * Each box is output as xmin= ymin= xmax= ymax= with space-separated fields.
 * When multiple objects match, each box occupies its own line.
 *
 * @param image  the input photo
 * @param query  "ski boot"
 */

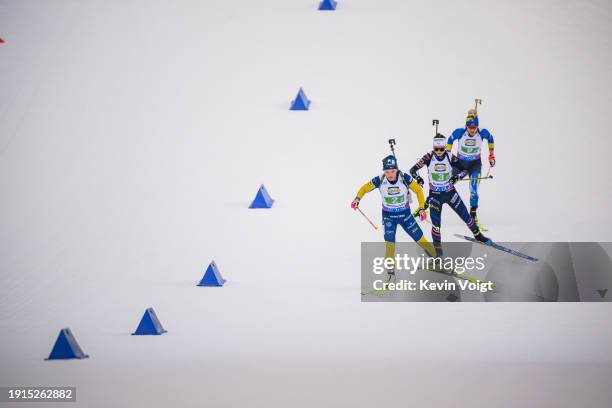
xmin=473 ymin=230 xmax=492 ymax=245
xmin=470 ymin=207 xmax=489 ymax=231
xmin=470 ymin=207 xmax=479 ymax=225
xmin=433 ymin=241 xmax=444 ymax=258
xmin=385 ymin=268 xmax=396 ymax=283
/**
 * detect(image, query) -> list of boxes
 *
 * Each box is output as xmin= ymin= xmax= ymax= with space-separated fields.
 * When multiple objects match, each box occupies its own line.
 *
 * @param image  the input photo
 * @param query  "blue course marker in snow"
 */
xmin=318 ymin=0 xmax=337 ymax=11
xmin=46 ymin=328 xmax=89 ymax=360
xmin=289 ymin=88 xmax=311 ymax=110
xmin=249 ymin=184 xmax=274 ymax=208
xmin=198 ymin=261 xmax=226 ymax=287
xmin=132 ymin=307 xmax=167 ymax=335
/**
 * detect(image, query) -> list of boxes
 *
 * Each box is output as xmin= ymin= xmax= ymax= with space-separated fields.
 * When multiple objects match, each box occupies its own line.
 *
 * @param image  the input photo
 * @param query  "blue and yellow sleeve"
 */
xmin=481 ymin=128 xmax=495 ymax=151
xmin=408 ymin=179 xmax=425 ymax=209
xmin=446 ymin=128 xmax=463 ymax=152
xmin=355 ymin=176 xmax=380 ymax=199
xmin=401 ymin=172 xmax=425 ymax=209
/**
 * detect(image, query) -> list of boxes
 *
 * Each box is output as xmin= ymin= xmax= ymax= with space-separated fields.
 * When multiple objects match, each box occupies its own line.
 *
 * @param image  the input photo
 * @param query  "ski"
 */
xmin=453 ymin=234 xmax=539 ymax=262
xmin=360 ymin=288 xmax=389 ymax=296
xmin=412 ymin=208 xmax=487 ymax=231
xmin=361 ymin=272 xmax=395 ymax=295
xmin=419 ymin=267 xmax=479 ymax=284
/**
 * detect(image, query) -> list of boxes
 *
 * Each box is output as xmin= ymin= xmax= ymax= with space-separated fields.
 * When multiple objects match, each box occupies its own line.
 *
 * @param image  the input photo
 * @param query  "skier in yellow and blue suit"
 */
xmin=446 ymin=109 xmax=496 ymax=224
xmin=351 ymin=155 xmax=436 ymax=279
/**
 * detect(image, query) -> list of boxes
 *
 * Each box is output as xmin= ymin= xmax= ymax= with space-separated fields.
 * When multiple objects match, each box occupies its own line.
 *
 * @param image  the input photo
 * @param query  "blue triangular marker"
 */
xmin=289 ymin=87 xmax=311 ymax=110
xmin=198 ymin=261 xmax=226 ymax=287
xmin=132 ymin=307 xmax=167 ymax=335
xmin=249 ymin=184 xmax=274 ymax=208
xmin=46 ymin=328 xmax=89 ymax=360
xmin=318 ymin=0 xmax=337 ymax=10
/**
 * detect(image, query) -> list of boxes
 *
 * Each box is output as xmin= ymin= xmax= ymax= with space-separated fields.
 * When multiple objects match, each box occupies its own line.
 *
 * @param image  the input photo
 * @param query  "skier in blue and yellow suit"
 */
xmin=446 ymin=109 xmax=496 ymax=224
xmin=351 ymin=155 xmax=436 ymax=278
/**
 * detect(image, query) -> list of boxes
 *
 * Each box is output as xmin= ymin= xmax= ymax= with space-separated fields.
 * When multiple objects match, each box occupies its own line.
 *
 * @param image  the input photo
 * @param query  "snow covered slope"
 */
xmin=1 ymin=0 xmax=611 ymax=406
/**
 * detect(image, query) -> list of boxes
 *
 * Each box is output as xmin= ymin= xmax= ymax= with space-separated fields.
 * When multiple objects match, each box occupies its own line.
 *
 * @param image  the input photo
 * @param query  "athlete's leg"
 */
xmin=384 ymin=241 xmax=395 ymax=268
xmin=382 ymin=213 xmax=399 ymax=276
xmin=428 ymin=195 xmax=442 ymax=242
xmin=428 ymin=194 xmax=444 ymax=256
xmin=469 ymin=160 xmax=482 ymax=218
xmin=399 ymin=212 xmax=436 ymax=257
xmin=417 ymin=235 xmax=436 ymax=258
xmin=383 ymin=213 xmax=399 ymax=244
xmin=469 ymin=171 xmax=480 ymax=209
xmin=449 ymin=190 xmax=484 ymax=238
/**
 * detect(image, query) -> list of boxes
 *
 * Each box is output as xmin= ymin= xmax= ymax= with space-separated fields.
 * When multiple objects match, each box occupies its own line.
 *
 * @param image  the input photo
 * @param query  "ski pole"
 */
xmin=432 ymin=119 xmax=439 ymax=135
xmin=357 ymin=207 xmax=379 ymax=230
xmin=458 ymin=175 xmax=493 ymax=182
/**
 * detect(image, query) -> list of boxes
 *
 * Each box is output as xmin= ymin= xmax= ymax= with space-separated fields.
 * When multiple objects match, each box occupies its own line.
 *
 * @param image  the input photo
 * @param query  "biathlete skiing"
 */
xmin=445 ymin=100 xmax=496 ymax=226
xmin=410 ymin=133 xmax=491 ymax=256
xmin=351 ymin=154 xmax=436 ymax=280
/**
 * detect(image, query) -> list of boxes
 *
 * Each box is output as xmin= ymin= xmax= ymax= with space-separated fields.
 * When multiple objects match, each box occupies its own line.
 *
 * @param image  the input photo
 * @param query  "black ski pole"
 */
xmin=459 ymin=175 xmax=493 ymax=182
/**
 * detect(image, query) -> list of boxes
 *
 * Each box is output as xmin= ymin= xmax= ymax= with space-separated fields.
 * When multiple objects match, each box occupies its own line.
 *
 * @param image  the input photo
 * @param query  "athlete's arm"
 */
xmin=446 ymin=129 xmax=463 ymax=152
xmin=481 ymin=129 xmax=496 ymax=166
xmin=408 ymin=179 xmax=426 ymax=209
xmin=409 ymin=153 xmax=432 ymax=178
xmin=450 ymin=155 xmax=468 ymax=179
xmin=400 ymin=172 xmax=426 ymax=209
xmin=351 ymin=176 xmax=381 ymax=209
xmin=355 ymin=179 xmax=378 ymax=199
xmin=480 ymin=128 xmax=495 ymax=151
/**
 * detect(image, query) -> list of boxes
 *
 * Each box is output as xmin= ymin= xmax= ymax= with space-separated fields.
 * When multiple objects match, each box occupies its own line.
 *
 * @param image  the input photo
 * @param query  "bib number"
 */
xmin=461 ymin=146 xmax=479 ymax=154
xmin=432 ymin=173 xmax=450 ymax=182
xmin=384 ymin=196 xmax=405 ymax=205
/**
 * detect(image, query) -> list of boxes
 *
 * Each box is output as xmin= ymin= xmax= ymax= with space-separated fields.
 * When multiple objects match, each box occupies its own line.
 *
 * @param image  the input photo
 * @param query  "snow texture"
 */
xmin=1 ymin=0 xmax=611 ymax=406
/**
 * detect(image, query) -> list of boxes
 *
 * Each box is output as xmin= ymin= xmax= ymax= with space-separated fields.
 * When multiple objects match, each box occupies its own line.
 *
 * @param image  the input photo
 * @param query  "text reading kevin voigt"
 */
xmin=360 ymin=242 xmax=495 ymax=297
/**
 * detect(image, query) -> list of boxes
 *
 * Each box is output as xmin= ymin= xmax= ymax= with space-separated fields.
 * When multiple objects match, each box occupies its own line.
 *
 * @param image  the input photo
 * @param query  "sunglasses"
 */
xmin=434 ymin=147 xmax=445 ymax=152
xmin=467 ymin=126 xmax=478 ymax=131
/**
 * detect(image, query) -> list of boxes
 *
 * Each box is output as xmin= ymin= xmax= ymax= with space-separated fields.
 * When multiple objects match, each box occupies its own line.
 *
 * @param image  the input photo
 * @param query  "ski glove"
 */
xmin=450 ymin=175 xmax=459 ymax=184
xmin=417 ymin=208 xmax=427 ymax=221
xmin=351 ymin=197 xmax=360 ymax=210
xmin=412 ymin=207 xmax=427 ymax=221
xmin=415 ymin=175 xmax=424 ymax=186
xmin=488 ymin=151 xmax=496 ymax=167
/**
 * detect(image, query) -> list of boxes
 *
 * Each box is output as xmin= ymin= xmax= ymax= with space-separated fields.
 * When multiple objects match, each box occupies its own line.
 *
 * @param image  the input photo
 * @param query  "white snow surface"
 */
xmin=1 ymin=0 xmax=611 ymax=407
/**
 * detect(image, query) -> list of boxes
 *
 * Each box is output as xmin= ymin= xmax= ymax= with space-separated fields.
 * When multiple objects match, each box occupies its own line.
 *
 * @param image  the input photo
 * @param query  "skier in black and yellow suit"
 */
xmin=351 ymin=155 xmax=436 ymax=279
